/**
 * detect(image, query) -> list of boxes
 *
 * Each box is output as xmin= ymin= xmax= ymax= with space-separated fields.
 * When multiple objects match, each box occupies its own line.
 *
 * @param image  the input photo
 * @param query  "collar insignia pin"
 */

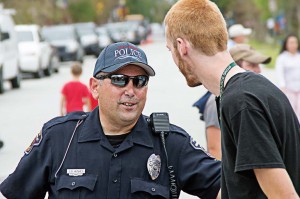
xmin=147 ymin=154 xmax=161 ymax=180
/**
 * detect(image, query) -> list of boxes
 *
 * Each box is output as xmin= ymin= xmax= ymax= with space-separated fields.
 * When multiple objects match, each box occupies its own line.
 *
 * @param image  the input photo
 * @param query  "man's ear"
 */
xmin=89 ymin=78 xmax=99 ymax=99
xmin=176 ymin=38 xmax=188 ymax=56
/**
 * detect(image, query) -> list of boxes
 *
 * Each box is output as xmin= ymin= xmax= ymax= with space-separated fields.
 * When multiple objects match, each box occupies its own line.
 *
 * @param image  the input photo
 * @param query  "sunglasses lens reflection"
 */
xmin=110 ymin=75 xmax=148 ymax=88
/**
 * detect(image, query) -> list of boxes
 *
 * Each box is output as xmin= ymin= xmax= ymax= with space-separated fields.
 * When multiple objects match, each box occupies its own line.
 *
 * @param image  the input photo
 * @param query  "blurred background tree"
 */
xmin=0 ymin=0 xmax=299 ymax=40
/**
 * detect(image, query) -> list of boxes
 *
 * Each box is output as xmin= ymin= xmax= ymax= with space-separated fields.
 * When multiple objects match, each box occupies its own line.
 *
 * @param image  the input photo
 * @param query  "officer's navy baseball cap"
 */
xmin=93 ymin=42 xmax=155 ymax=77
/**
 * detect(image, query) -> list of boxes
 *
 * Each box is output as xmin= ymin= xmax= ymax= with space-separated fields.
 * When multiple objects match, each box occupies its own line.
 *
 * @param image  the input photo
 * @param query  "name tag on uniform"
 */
xmin=67 ymin=169 xmax=85 ymax=176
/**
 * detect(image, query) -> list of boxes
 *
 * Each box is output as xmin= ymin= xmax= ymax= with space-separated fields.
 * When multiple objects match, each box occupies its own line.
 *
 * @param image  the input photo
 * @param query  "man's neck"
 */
xmin=191 ymin=50 xmax=244 ymax=96
xmin=99 ymin=113 xmax=137 ymax=135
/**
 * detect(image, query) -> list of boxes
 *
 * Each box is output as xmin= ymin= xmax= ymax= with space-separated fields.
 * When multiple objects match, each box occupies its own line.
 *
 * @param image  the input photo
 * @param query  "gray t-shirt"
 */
xmin=203 ymin=94 xmax=220 ymax=129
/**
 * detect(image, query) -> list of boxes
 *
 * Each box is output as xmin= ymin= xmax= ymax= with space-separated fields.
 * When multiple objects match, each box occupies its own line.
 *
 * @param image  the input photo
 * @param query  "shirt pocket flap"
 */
xmin=56 ymin=174 xmax=97 ymax=191
xmin=131 ymin=178 xmax=169 ymax=198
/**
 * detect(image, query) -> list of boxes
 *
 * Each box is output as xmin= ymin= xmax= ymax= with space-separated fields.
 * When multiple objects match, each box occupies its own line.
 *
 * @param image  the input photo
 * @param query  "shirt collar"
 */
xmin=78 ymin=108 xmax=153 ymax=148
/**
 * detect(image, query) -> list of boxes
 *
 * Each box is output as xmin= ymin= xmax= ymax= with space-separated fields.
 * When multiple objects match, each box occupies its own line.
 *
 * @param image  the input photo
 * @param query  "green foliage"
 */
xmin=252 ymin=0 xmax=271 ymax=20
xmin=69 ymin=0 xmax=97 ymax=22
xmin=126 ymin=0 xmax=171 ymax=22
xmin=211 ymin=0 xmax=233 ymax=13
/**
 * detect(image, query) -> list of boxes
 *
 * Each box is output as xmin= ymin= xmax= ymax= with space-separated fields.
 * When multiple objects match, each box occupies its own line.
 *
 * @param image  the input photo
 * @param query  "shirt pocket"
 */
xmin=131 ymin=178 xmax=169 ymax=199
xmin=56 ymin=174 xmax=98 ymax=198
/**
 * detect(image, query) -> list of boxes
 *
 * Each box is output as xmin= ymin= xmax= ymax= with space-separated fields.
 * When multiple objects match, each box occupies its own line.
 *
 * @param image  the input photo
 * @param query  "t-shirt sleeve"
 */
xmin=204 ymin=95 xmax=220 ymax=129
xmin=178 ymin=136 xmax=221 ymax=199
xmin=231 ymin=108 xmax=285 ymax=173
xmin=0 ymin=128 xmax=52 ymax=199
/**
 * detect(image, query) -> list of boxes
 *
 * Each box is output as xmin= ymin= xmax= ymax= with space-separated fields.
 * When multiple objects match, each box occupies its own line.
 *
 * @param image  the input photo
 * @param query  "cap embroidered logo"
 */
xmin=114 ymin=47 xmax=143 ymax=62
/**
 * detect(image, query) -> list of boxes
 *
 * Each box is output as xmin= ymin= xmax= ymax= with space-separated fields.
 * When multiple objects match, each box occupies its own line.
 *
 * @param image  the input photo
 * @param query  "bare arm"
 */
xmin=83 ymin=96 xmax=91 ymax=112
xmin=206 ymin=126 xmax=221 ymax=160
xmin=60 ymin=94 xmax=66 ymax=116
xmin=254 ymin=168 xmax=299 ymax=199
xmin=0 ymin=191 xmax=7 ymax=198
xmin=216 ymin=189 xmax=221 ymax=199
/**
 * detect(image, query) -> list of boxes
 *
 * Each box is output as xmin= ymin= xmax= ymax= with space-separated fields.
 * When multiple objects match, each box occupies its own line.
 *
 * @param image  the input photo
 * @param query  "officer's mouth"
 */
xmin=122 ymin=102 xmax=136 ymax=107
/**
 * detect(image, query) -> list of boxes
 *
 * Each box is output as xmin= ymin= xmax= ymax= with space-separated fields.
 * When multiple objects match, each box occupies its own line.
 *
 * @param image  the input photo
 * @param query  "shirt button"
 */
xmin=113 ymin=179 xmax=118 ymax=183
xmin=151 ymin=188 xmax=156 ymax=192
xmin=113 ymin=153 xmax=118 ymax=157
xmin=71 ymin=182 xmax=76 ymax=186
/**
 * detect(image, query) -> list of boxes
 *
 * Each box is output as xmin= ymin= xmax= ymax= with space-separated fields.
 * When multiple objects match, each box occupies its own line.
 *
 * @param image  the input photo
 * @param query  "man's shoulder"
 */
xmin=169 ymin=123 xmax=189 ymax=138
xmin=142 ymin=114 xmax=188 ymax=138
xmin=43 ymin=111 xmax=89 ymax=132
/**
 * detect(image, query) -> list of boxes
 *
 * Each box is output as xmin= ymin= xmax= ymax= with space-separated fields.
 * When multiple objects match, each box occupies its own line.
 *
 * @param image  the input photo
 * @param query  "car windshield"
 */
xmin=96 ymin=28 xmax=108 ymax=35
xmin=42 ymin=26 xmax=76 ymax=41
xmin=77 ymin=28 xmax=94 ymax=36
xmin=106 ymin=22 xmax=130 ymax=32
xmin=16 ymin=31 xmax=33 ymax=42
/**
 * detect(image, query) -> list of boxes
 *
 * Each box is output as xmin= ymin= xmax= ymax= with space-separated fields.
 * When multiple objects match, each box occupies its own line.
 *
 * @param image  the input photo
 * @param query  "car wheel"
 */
xmin=43 ymin=64 xmax=52 ymax=77
xmin=34 ymin=68 xmax=43 ymax=79
xmin=11 ymin=72 xmax=21 ymax=89
xmin=0 ymin=139 xmax=3 ymax=149
xmin=51 ymin=55 xmax=59 ymax=73
xmin=0 ymin=66 xmax=4 ymax=94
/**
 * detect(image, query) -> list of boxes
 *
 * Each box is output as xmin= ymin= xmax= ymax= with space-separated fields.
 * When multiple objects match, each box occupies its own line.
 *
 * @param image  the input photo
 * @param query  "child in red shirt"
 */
xmin=60 ymin=62 xmax=90 ymax=116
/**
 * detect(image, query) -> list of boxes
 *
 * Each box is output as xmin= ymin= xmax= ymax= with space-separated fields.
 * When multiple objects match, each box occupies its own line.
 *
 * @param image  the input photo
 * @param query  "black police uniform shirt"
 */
xmin=219 ymin=72 xmax=300 ymax=198
xmin=0 ymin=107 xmax=221 ymax=199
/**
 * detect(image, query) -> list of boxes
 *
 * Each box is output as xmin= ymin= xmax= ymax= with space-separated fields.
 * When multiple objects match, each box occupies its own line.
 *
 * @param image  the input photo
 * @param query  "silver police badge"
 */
xmin=147 ymin=154 xmax=161 ymax=180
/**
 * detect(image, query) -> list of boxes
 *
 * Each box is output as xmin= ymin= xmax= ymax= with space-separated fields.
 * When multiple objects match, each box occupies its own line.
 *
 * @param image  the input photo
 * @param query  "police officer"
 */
xmin=0 ymin=42 xmax=221 ymax=199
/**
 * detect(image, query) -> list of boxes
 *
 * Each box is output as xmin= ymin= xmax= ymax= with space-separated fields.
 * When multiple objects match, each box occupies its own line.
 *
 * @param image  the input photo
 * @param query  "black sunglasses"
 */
xmin=95 ymin=74 xmax=149 ymax=88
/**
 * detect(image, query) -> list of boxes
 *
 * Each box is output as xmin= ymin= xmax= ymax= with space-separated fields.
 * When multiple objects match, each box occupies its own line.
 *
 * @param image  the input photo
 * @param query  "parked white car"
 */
xmin=0 ymin=5 xmax=21 ymax=94
xmin=15 ymin=24 xmax=58 ymax=78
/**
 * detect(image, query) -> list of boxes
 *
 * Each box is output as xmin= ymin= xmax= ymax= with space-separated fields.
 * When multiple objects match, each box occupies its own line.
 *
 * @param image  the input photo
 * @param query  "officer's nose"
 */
xmin=124 ymin=80 xmax=135 ymax=97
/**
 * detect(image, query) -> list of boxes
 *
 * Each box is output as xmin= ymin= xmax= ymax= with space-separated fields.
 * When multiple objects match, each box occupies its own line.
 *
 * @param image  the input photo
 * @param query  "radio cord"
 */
xmin=160 ymin=131 xmax=178 ymax=199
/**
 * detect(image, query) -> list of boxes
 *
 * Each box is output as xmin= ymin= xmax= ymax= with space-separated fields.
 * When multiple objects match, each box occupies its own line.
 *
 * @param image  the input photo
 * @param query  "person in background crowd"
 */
xmin=60 ymin=62 xmax=90 ymax=116
xmin=193 ymin=43 xmax=271 ymax=161
xmin=227 ymin=24 xmax=252 ymax=49
xmin=275 ymin=34 xmax=300 ymax=122
xmin=0 ymin=42 xmax=221 ymax=199
xmin=164 ymin=0 xmax=300 ymax=198
xmin=230 ymin=44 xmax=271 ymax=74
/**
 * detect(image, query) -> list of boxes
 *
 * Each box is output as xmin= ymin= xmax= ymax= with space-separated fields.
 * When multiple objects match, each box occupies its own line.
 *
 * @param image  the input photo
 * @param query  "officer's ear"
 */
xmin=90 ymin=77 xmax=99 ymax=99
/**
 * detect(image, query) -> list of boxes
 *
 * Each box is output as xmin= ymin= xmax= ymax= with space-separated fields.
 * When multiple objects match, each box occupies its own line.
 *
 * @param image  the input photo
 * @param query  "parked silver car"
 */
xmin=96 ymin=26 xmax=112 ymax=51
xmin=74 ymin=22 xmax=100 ymax=57
xmin=42 ymin=25 xmax=85 ymax=62
xmin=106 ymin=21 xmax=144 ymax=45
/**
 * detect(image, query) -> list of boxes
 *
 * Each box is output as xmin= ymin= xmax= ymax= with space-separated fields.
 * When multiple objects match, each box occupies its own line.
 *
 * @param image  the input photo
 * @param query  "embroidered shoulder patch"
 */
xmin=190 ymin=137 xmax=215 ymax=159
xmin=190 ymin=137 xmax=204 ymax=150
xmin=24 ymin=130 xmax=43 ymax=155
